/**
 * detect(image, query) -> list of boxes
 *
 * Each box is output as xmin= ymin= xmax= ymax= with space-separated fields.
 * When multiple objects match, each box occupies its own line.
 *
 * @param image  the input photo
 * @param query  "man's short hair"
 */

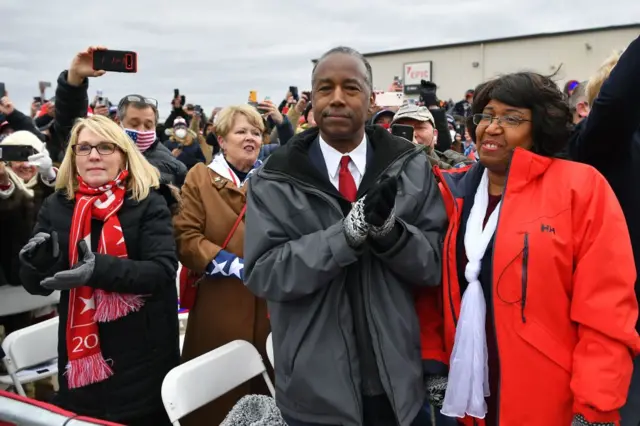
xmin=117 ymin=95 xmax=159 ymax=123
xmin=568 ymin=81 xmax=588 ymax=110
xmin=312 ymin=46 xmax=373 ymax=93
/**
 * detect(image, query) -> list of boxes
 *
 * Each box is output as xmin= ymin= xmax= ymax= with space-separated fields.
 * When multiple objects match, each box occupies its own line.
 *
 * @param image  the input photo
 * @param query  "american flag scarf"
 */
xmin=66 ymin=170 xmax=144 ymax=388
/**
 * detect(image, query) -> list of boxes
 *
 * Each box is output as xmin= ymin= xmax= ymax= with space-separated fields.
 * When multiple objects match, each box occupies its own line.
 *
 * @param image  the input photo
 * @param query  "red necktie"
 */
xmin=339 ymin=156 xmax=357 ymax=202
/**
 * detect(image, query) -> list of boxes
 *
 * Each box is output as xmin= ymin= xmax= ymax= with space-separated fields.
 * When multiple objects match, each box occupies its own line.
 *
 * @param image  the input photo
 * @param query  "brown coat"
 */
xmin=173 ymin=163 xmax=271 ymax=426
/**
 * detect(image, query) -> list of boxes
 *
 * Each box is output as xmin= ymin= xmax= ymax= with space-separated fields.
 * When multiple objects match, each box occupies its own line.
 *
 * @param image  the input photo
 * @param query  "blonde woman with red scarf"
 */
xmin=19 ymin=115 xmax=180 ymax=425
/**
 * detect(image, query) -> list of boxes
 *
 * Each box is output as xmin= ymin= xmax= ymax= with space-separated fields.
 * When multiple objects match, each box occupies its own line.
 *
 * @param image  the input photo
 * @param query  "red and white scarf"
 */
xmin=66 ymin=170 xmax=144 ymax=389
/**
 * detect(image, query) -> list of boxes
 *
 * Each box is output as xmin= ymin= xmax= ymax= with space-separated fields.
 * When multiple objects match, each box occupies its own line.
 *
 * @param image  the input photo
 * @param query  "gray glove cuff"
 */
xmin=425 ymin=375 xmax=447 ymax=409
xmin=571 ymin=414 xmax=614 ymax=426
xmin=369 ymin=206 xmax=396 ymax=239
xmin=343 ymin=197 xmax=369 ymax=248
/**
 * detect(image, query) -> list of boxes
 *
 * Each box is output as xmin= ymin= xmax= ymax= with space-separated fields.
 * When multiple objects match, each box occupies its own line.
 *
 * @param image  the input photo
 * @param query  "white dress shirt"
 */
xmin=318 ymin=134 xmax=368 ymax=190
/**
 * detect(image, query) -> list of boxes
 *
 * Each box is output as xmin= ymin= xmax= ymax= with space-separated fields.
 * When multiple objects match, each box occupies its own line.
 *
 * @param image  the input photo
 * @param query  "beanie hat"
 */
xmin=173 ymin=117 xmax=188 ymax=129
xmin=1 ymin=130 xmax=45 ymax=153
xmin=220 ymin=395 xmax=286 ymax=426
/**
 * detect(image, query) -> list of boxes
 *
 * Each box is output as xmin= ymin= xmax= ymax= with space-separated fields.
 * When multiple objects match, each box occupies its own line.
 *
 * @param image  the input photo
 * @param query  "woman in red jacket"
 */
xmin=417 ymin=72 xmax=640 ymax=426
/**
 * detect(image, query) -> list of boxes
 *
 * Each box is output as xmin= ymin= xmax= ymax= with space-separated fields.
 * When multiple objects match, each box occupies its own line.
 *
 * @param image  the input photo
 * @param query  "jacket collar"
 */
xmin=261 ymin=125 xmax=414 ymax=199
xmin=438 ymin=147 xmax=553 ymax=199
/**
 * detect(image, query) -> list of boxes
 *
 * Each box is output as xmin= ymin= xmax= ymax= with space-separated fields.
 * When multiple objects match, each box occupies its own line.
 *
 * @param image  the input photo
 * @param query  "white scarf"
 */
xmin=208 ymin=153 xmax=261 ymax=188
xmin=442 ymin=169 xmax=501 ymax=419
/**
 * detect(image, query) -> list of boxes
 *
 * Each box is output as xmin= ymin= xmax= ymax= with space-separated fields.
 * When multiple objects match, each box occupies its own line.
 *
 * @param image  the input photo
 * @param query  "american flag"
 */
xmin=124 ymin=129 xmax=156 ymax=151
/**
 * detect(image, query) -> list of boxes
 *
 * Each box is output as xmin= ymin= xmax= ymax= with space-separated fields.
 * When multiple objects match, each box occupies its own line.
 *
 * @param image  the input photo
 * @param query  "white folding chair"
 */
xmin=0 ymin=285 xmax=59 ymax=317
xmin=0 ymin=316 xmax=59 ymax=396
xmin=266 ymin=333 xmax=274 ymax=368
xmin=161 ymin=340 xmax=275 ymax=425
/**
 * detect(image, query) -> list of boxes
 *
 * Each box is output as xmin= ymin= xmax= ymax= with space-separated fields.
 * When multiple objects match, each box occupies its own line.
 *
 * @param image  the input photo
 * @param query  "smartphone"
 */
xmin=194 ymin=105 xmax=203 ymax=115
xmin=92 ymin=50 xmax=138 ymax=73
xmin=391 ymin=124 xmax=414 ymax=142
xmin=96 ymin=96 xmax=108 ymax=107
xmin=249 ymin=90 xmax=257 ymax=103
xmin=0 ymin=83 xmax=5 ymax=99
xmin=174 ymin=89 xmax=180 ymax=99
xmin=33 ymin=96 xmax=43 ymax=104
xmin=0 ymin=145 xmax=37 ymax=162
xmin=289 ymin=86 xmax=299 ymax=101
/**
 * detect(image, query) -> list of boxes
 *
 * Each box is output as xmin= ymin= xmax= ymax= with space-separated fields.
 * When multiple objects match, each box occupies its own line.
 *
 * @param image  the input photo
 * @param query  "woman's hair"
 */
xmin=472 ymin=72 xmax=573 ymax=157
xmin=214 ymin=105 xmax=265 ymax=139
xmin=56 ymin=115 xmax=160 ymax=201
xmin=586 ymin=50 xmax=623 ymax=105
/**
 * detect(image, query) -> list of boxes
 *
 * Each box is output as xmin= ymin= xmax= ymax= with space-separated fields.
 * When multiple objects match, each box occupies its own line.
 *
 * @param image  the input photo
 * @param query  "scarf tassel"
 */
xmin=94 ymin=291 xmax=145 ymax=323
xmin=65 ymin=353 xmax=113 ymax=389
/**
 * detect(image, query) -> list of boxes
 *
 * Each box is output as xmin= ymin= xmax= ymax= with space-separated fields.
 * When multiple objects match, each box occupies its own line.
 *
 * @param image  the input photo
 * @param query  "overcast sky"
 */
xmin=1 ymin=0 xmax=638 ymax=118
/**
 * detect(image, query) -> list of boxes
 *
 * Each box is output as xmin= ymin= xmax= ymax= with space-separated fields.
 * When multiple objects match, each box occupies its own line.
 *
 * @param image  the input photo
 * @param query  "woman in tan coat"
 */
xmin=173 ymin=105 xmax=272 ymax=425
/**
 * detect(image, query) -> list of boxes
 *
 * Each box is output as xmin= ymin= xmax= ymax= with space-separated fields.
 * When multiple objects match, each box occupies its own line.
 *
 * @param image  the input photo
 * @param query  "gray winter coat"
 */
xmin=244 ymin=126 xmax=447 ymax=426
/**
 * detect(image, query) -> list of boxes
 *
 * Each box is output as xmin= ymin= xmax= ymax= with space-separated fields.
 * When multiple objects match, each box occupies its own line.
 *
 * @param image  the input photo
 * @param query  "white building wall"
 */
xmin=365 ymin=27 xmax=639 ymax=102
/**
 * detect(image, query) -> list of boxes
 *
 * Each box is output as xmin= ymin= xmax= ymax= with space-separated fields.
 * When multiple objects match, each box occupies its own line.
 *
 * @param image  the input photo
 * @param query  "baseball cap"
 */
xmin=392 ymin=104 xmax=435 ymax=126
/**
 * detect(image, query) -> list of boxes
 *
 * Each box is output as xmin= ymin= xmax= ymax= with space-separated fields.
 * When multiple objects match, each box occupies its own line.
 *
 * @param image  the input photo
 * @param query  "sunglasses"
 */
xmin=118 ymin=95 xmax=158 ymax=109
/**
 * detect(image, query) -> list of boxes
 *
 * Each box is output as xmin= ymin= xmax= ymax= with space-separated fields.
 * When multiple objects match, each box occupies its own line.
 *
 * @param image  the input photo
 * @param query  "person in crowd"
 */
xmin=418 ymin=81 xmax=453 ymax=152
xmin=174 ymin=104 xmax=271 ymax=425
xmin=285 ymin=91 xmax=315 ymax=134
xmin=563 ymin=79 xmax=581 ymax=98
xmin=0 ymin=131 xmax=58 ymax=337
xmin=164 ymin=117 xmax=206 ymax=168
xmin=568 ymin=81 xmax=590 ymax=125
xmin=452 ymin=89 xmax=474 ymax=118
xmin=0 ymin=96 xmax=47 ymax=143
xmin=164 ymin=95 xmax=191 ymax=128
xmin=567 ymin=35 xmax=640 ymax=426
xmin=244 ymin=46 xmax=446 ymax=426
xmin=369 ymin=108 xmax=395 ymax=128
xmin=258 ymin=99 xmax=295 ymax=160
xmin=391 ymin=103 xmax=473 ymax=169
xmin=55 ymin=46 xmax=187 ymax=186
xmin=19 ymin=115 xmax=180 ymax=425
xmin=417 ymin=71 xmax=639 ymax=426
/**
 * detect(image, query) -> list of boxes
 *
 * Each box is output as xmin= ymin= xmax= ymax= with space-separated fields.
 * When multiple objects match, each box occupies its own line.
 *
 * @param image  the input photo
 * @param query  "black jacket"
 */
xmin=54 ymin=71 xmax=187 ymax=186
xmin=0 ymin=178 xmax=55 ymax=287
xmin=568 ymin=35 xmax=640 ymax=330
xmin=19 ymin=189 xmax=180 ymax=422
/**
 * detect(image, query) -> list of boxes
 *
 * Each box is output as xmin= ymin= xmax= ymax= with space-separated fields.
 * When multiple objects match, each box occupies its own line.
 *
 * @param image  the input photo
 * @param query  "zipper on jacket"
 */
xmin=364 ymin=262 xmax=400 ymax=426
xmin=489 ymin=160 xmax=517 ymax=426
xmin=337 ymin=285 xmax=363 ymax=422
xmin=436 ymin=171 xmax=460 ymax=327
xmin=521 ymin=232 xmax=529 ymax=324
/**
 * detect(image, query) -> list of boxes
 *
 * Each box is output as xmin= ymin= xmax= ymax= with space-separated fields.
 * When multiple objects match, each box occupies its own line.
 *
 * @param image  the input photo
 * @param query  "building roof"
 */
xmin=311 ymin=23 xmax=640 ymax=62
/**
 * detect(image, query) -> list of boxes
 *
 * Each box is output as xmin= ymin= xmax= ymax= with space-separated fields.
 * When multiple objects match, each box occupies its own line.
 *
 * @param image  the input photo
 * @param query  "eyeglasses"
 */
xmin=73 ymin=142 xmax=118 ymax=156
xmin=473 ymin=113 xmax=531 ymax=128
xmin=118 ymin=95 xmax=158 ymax=110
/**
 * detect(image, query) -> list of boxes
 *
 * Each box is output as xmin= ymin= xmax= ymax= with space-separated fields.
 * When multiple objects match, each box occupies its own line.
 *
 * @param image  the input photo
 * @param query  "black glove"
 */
xmin=425 ymin=375 xmax=447 ymax=409
xmin=19 ymin=231 xmax=60 ymax=272
xmin=571 ymin=415 xmax=614 ymax=426
xmin=363 ymin=176 xmax=398 ymax=238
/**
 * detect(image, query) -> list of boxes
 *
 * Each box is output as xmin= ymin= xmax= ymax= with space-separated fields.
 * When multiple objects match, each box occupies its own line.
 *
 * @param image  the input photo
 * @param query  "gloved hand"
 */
xmin=40 ymin=240 xmax=95 ymax=290
xmin=363 ymin=175 xmax=398 ymax=238
xmin=343 ymin=197 xmax=369 ymax=248
xmin=28 ymin=149 xmax=56 ymax=182
xmin=19 ymin=231 xmax=60 ymax=272
xmin=206 ymin=249 xmax=245 ymax=280
xmin=425 ymin=375 xmax=447 ymax=409
xmin=571 ymin=414 xmax=614 ymax=426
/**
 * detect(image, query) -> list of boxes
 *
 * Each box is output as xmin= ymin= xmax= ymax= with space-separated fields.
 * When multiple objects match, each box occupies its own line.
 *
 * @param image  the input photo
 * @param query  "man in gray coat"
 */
xmin=244 ymin=46 xmax=447 ymax=426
